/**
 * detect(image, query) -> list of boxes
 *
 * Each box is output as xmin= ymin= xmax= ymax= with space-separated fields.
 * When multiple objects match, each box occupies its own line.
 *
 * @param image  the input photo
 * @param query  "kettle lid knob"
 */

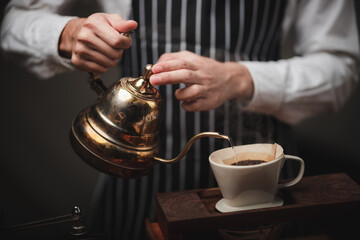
xmin=142 ymin=64 xmax=153 ymax=79
xmin=126 ymin=64 xmax=159 ymax=97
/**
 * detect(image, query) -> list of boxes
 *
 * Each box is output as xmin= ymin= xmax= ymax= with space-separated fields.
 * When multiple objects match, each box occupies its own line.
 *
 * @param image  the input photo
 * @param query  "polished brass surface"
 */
xmin=71 ymin=64 xmax=230 ymax=178
xmin=71 ymin=64 xmax=161 ymax=178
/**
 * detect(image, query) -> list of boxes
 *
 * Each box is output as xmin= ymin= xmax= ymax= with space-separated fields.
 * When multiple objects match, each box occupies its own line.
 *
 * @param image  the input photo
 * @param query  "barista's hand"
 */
xmin=150 ymin=51 xmax=254 ymax=111
xmin=58 ymin=13 xmax=137 ymax=74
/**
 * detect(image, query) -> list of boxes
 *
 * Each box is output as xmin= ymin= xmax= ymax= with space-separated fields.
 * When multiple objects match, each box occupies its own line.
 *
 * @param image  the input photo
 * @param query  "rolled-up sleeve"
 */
xmin=241 ymin=0 xmax=360 ymax=124
xmin=1 ymin=1 xmax=77 ymax=79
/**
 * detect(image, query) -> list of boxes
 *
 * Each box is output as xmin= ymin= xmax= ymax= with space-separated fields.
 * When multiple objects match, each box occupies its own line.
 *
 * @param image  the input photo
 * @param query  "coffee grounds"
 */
xmin=231 ymin=160 xmax=266 ymax=166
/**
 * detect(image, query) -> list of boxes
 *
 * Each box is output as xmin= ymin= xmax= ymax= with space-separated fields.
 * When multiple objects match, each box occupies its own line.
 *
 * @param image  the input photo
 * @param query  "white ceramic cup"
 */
xmin=209 ymin=143 xmax=304 ymax=212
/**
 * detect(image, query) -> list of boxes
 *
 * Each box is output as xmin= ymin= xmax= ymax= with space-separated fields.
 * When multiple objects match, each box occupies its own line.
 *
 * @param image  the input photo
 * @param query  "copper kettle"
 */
xmin=70 ymin=64 xmax=229 ymax=178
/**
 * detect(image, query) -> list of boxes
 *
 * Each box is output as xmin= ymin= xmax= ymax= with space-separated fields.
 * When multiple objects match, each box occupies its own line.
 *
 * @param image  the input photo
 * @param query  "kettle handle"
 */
xmin=87 ymin=73 xmax=108 ymax=97
xmin=154 ymin=132 xmax=230 ymax=164
xmin=86 ymin=32 xmax=134 ymax=97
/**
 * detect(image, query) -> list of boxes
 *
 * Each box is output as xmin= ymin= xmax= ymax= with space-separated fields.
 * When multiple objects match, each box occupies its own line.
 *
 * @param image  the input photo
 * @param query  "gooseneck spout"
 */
xmin=154 ymin=132 xmax=230 ymax=163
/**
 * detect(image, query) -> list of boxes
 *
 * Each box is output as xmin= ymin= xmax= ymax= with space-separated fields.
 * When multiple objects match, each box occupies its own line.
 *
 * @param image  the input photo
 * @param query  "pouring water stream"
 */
xmin=227 ymin=137 xmax=238 ymax=163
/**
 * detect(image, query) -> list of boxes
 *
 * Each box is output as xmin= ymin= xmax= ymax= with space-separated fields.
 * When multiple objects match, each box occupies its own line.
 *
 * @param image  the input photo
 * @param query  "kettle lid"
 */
xmin=124 ymin=64 xmax=159 ymax=99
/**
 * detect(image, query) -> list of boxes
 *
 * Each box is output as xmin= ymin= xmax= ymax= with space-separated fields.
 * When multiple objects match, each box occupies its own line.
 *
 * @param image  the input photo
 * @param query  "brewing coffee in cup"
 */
xmin=209 ymin=143 xmax=304 ymax=213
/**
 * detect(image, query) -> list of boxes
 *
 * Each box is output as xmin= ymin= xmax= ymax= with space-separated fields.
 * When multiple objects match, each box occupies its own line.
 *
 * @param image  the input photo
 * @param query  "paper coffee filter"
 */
xmin=211 ymin=143 xmax=283 ymax=165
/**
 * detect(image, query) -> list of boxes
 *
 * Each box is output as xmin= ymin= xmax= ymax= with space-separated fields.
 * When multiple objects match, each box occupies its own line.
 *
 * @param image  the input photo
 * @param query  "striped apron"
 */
xmin=88 ymin=0 xmax=296 ymax=239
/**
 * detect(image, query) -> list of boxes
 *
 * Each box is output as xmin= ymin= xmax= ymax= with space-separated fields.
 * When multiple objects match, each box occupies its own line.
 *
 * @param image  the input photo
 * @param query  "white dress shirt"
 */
xmin=1 ymin=0 xmax=359 ymax=124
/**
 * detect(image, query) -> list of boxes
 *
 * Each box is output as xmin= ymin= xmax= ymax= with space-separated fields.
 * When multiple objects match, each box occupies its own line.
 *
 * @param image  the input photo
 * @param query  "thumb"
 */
xmin=106 ymin=14 xmax=138 ymax=33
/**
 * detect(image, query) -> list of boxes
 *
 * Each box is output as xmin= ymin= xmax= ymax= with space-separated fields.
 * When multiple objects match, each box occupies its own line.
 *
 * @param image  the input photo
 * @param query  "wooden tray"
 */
xmin=155 ymin=173 xmax=360 ymax=238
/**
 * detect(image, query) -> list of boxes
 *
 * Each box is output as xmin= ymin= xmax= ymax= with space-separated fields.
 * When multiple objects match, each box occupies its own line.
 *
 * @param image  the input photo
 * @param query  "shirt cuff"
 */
xmin=46 ymin=15 xmax=77 ymax=74
xmin=240 ymin=61 xmax=286 ymax=116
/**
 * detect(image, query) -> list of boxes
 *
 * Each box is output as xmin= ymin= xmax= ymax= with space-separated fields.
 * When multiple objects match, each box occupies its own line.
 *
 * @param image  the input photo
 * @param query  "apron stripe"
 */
xmin=206 ymin=0 xmax=216 ymax=188
xmin=139 ymin=0 xmax=148 ymax=67
xmin=177 ymin=0 xmax=187 ymax=191
xmin=133 ymin=176 xmax=149 ymax=240
xmin=244 ymin=0 xmax=258 ymax=61
xmin=141 ymin=0 xmax=159 ymax=223
xmin=192 ymin=0 xmax=202 ymax=191
xmin=252 ymin=0 xmax=270 ymax=61
xmin=224 ymin=0 xmax=231 ymax=142
xmin=261 ymin=0 xmax=281 ymax=61
xmin=164 ymin=0 xmax=174 ymax=193
xmin=235 ymin=0 xmax=245 ymax=62
xmin=121 ymin=179 xmax=136 ymax=239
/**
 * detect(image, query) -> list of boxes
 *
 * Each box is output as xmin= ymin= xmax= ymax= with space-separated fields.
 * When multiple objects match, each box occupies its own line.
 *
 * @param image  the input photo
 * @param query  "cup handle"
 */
xmin=278 ymin=155 xmax=305 ymax=190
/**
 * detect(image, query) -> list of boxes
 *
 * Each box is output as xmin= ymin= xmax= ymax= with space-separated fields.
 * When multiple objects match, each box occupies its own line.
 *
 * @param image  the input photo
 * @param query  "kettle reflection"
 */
xmin=70 ymin=64 xmax=229 ymax=178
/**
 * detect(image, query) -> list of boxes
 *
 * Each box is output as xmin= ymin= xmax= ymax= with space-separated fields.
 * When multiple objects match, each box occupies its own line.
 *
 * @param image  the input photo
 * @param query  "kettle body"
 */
xmin=71 ymin=65 xmax=162 ymax=178
xmin=70 ymin=65 xmax=229 ymax=178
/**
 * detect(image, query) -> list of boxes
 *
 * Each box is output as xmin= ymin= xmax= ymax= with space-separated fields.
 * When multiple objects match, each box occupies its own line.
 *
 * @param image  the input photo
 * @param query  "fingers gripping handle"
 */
xmin=87 ymin=31 xmax=133 ymax=96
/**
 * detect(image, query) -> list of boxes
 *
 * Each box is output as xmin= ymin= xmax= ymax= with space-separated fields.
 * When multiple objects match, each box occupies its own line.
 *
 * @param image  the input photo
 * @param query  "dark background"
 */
xmin=0 ymin=1 xmax=359 ymax=239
